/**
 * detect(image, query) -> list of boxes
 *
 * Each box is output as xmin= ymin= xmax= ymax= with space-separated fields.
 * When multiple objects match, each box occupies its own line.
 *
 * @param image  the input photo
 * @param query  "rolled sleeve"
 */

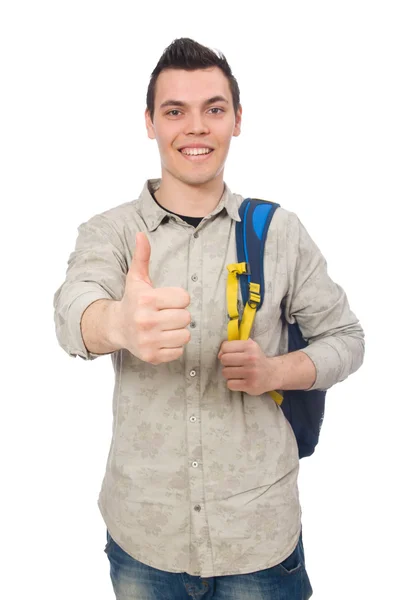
xmin=300 ymin=333 xmax=364 ymax=391
xmin=53 ymin=215 xmax=128 ymax=360
xmin=285 ymin=213 xmax=365 ymax=390
xmin=64 ymin=290 xmax=113 ymax=360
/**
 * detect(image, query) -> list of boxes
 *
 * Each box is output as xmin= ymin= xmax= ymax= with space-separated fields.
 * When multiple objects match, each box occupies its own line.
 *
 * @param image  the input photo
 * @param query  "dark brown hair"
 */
xmin=146 ymin=38 xmax=240 ymax=121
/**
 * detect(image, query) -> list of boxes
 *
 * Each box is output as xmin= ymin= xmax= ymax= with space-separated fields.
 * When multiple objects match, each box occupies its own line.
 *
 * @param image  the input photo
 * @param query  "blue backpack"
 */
xmin=226 ymin=198 xmax=325 ymax=458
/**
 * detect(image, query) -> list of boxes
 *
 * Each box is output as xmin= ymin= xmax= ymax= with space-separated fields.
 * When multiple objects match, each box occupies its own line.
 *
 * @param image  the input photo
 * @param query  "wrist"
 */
xmin=268 ymin=355 xmax=285 ymax=390
xmin=270 ymin=351 xmax=316 ymax=391
xmin=106 ymin=300 xmax=125 ymax=351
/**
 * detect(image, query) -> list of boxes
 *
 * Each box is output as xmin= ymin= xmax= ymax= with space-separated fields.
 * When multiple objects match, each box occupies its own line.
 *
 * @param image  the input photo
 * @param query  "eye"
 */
xmin=166 ymin=109 xmax=181 ymax=117
xmin=208 ymin=107 xmax=224 ymax=114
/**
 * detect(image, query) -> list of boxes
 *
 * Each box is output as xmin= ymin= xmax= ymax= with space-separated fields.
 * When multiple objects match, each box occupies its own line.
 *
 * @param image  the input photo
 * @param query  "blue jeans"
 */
xmin=104 ymin=529 xmax=313 ymax=599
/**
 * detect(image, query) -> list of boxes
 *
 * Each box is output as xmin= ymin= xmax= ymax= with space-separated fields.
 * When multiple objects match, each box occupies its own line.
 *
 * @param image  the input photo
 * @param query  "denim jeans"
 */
xmin=104 ymin=529 xmax=313 ymax=599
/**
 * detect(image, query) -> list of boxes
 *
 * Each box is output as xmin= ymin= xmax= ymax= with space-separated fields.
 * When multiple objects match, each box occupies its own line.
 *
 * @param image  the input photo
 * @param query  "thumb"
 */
xmin=128 ymin=232 xmax=153 ymax=286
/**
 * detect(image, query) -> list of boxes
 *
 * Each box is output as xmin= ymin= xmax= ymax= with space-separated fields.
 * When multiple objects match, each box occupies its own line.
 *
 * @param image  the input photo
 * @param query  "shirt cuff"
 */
xmin=299 ymin=338 xmax=347 ymax=391
xmin=66 ymin=290 xmax=113 ymax=360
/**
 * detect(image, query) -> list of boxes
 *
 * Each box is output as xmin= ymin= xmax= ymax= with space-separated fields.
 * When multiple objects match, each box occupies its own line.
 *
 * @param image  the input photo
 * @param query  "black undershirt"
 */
xmin=151 ymin=192 xmax=204 ymax=228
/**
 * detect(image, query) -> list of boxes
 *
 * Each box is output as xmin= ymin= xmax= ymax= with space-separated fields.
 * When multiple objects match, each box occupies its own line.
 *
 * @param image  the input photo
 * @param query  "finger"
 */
xmin=227 ymin=379 xmax=246 ymax=392
xmin=152 ymin=288 xmax=191 ymax=310
xmin=156 ymin=347 xmax=185 ymax=363
xmin=128 ymin=232 xmax=152 ymax=285
xmin=156 ymin=308 xmax=191 ymax=330
xmin=158 ymin=328 xmax=191 ymax=348
xmin=222 ymin=366 xmax=248 ymax=379
xmin=218 ymin=339 xmax=254 ymax=357
xmin=219 ymin=352 xmax=247 ymax=366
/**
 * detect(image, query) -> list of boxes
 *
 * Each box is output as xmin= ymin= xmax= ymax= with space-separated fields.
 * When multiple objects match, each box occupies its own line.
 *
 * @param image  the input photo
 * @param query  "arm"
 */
xmin=54 ymin=223 xmax=191 ymax=364
xmin=53 ymin=214 xmax=128 ymax=360
xmin=283 ymin=212 xmax=365 ymax=391
xmin=271 ymin=350 xmax=316 ymax=391
xmin=219 ymin=341 xmax=317 ymax=396
xmin=80 ymin=298 xmax=124 ymax=355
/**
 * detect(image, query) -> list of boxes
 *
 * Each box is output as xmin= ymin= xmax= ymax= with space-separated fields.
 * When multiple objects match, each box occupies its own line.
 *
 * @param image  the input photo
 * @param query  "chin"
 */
xmin=174 ymin=165 xmax=225 ymax=187
xmin=183 ymin=172 xmax=212 ymax=183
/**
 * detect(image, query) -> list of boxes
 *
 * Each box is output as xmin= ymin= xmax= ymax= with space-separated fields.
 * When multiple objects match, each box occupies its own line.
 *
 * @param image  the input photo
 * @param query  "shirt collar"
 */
xmin=138 ymin=178 xmax=241 ymax=232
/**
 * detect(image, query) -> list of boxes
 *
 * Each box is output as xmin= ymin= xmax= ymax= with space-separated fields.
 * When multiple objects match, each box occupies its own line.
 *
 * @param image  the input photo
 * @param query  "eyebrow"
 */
xmin=159 ymin=95 xmax=229 ymax=109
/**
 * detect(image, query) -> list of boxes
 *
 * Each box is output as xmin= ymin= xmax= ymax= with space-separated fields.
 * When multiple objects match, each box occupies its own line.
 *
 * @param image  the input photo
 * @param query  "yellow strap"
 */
xmin=239 ymin=282 xmax=260 ymax=340
xmin=226 ymin=263 xmax=283 ymax=405
xmin=227 ymin=316 xmax=240 ymax=341
xmin=269 ymin=390 xmax=284 ymax=405
xmin=226 ymin=263 xmax=247 ymax=341
xmin=239 ymin=302 xmax=256 ymax=340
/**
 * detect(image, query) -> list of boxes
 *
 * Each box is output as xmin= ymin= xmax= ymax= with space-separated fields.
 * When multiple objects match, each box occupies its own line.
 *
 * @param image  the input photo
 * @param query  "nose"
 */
xmin=185 ymin=111 xmax=210 ymax=136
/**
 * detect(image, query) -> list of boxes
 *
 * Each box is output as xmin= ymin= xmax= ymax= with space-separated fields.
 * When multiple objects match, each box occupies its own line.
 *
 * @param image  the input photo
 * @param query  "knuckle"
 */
xmin=135 ymin=313 xmax=155 ymax=331
xmin=134 ymin=311 xmax=146 ymax=327
xmin=179 ymin=289 xmax=190 ymax=305
xmin=138 ymin=292 xmax=154 ymax=307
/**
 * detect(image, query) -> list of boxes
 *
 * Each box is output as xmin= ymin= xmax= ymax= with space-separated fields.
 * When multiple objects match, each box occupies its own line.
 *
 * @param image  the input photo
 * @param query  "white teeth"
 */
xmin=181 ymin=148 xmax=212 ymax=156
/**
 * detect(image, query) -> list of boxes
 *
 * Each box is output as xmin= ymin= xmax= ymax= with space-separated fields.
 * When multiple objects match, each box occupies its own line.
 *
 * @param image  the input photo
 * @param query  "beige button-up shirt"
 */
xmin=53 ymin=179 xmax=364 ymax=577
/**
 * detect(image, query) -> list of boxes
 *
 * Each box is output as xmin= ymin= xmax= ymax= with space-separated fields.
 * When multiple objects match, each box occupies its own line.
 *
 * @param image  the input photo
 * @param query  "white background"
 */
xmin=1 ymin=1 xmax=396 ymax=599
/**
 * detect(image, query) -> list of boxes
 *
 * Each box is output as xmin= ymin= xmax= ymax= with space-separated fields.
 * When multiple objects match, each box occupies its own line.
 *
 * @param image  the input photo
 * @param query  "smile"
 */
xmin=178 ymin=149 xmax=214 ymax=161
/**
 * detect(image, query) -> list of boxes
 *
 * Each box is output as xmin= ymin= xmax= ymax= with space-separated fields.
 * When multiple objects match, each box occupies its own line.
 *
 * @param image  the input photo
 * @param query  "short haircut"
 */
xmin=146 ymin=37 xmax=240 ymax=121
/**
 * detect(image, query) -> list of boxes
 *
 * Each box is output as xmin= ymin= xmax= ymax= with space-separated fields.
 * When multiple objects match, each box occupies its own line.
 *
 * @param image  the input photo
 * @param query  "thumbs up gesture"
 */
xmin=114 ymin=232 xmax=191 ymax=364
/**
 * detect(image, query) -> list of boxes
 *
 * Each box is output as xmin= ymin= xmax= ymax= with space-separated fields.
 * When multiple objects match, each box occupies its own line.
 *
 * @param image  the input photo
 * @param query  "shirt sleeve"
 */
xmin=284 ymin=212 xmax=365 ymax=390
xmin=53 ymin=214 xmax=128 ymax=360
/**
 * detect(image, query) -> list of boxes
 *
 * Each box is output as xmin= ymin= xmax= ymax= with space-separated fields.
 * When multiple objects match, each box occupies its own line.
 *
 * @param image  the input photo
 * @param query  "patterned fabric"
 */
xmin=53 ymin=179 xmax=364 ymax=577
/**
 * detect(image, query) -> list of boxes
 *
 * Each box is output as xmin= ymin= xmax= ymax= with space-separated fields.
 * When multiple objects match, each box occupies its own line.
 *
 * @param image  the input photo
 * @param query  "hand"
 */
xmin=113 ymin=232 xmax=191 ymax=364
xmin=218 ymin=338 xmax=280 ymax=396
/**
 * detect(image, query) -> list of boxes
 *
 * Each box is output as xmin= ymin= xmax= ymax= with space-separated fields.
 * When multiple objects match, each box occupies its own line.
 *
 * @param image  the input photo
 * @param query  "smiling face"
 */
xmin=145 ymin=67 xmax=242 ymax=188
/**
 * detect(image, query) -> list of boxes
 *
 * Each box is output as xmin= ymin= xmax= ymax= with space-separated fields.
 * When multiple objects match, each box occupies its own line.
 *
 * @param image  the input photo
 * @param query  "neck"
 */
xmin=154 ymin=170 xmax=225 ymax=217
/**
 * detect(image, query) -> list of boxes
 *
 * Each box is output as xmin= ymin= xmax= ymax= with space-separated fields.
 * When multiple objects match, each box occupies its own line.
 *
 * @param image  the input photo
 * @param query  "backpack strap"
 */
xmin=226 ymin=197 xmax=282 ymax=405
xmin=227 ymin=197 xmax=326 ymax=458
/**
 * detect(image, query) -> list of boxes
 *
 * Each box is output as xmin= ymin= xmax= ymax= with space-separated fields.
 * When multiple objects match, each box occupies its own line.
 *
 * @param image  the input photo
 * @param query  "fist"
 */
xmin=115 ymin=232 xmax=191 ymax=364
xmin=218 ymin=338 xmax=279 ymax=395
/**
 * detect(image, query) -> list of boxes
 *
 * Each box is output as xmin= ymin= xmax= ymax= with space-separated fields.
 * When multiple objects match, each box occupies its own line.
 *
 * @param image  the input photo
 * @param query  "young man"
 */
xmin=54 ymin=38 xmax=364 ymax=600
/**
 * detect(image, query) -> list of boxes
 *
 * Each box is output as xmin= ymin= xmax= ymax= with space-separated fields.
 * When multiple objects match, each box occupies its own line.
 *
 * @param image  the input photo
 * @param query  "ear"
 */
xmin=233 ymin=105 xmax=242 ymax=137
xmin=145 ymin=109 xmax=156 ymax=140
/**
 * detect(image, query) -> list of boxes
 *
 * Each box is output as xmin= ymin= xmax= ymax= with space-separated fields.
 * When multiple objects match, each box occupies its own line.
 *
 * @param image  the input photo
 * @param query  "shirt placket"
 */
xmin=184 ymin=226 xmax=212 ymax=575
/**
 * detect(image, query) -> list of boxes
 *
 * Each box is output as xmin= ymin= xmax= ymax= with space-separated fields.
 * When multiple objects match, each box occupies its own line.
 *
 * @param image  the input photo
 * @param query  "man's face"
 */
xmin=145 ymin=67 xmax=242 ymax=187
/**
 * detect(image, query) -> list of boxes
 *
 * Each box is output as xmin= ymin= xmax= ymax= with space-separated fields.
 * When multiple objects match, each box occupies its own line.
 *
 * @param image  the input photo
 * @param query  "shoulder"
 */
xmin=235 ymin=195 xmax=300 ymax=233
xmin=77 ymin=198 xmax=143 ymax=241
xmin=272 ymin=205 xmax=299 ymax=231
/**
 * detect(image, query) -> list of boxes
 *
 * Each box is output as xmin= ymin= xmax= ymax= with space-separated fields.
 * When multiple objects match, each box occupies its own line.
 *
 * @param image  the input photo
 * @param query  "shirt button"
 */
xmin=194 ymin=504 xmax=201 ymax=512
xmin=190 ymin=370 xmax=197 ymax=377
xmin=190 ymin=320 xmax=196 ymax=328
xmin=189 ymin=416 xmax=197 ymax=422
xmin=191 ymin=274 xmax=198 ymax=282
xmin=192 ymin=461 xmax=199 ymax=468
